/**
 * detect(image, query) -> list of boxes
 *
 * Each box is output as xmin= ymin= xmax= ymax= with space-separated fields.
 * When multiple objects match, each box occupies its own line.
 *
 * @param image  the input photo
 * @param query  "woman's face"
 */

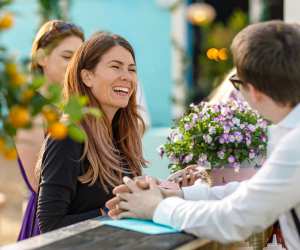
xmin=83 ymin=45 xmax=137 ymax=120
xmin=41 ymin=35 xmax=83 ymax=84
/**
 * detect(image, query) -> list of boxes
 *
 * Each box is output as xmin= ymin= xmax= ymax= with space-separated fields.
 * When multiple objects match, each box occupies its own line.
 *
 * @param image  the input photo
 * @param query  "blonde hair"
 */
xmin=31 ymin=20 xmax=84 ymax=74
xmin=63 ymin=32 xmax=146 ymax=191
xmin=208 ymin=68 xmax=237 ymax=104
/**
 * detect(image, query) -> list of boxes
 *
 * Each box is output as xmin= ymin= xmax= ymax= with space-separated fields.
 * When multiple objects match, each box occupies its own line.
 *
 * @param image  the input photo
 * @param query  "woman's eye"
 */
xmin=62 ymin=55 xmax=72 ymax=60
xmin=129 ymin=69 xmax=136 ymax=72
xmin=111 ymin=65 xmax=119 ymax=69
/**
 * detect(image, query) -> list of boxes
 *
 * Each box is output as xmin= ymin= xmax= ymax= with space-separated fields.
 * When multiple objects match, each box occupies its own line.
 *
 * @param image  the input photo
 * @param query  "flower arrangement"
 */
xmin=159 ymin=99 xmax=268 ymax=173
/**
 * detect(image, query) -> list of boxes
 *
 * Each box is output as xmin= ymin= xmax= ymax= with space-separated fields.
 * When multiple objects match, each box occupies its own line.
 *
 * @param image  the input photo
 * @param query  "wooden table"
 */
xmin=0 ymin=218 xmax=215 ymax=250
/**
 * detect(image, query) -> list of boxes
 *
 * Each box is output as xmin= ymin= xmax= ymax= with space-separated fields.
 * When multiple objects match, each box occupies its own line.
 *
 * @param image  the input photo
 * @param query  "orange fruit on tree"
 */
xmin=8 ymin=106 xmax=31 ymax=128
xmin=21 ymin=89 xmax=35 ymax=103
xmin=218 ymin=48 xmax=228 ymax=61
xmin=206 ymin=48 xmax=219 ymax=61
xmin=11 ymin=73 xmax=27 ymax=87
xmin=0 ymin=138 xmax=5 ymax=152
xmin=5 ymin=63 xmax=17 ymax=75
xmin=3 ymin=147 xmax=17 ymax=160
xmin=48 ymin=122 xmax=67 ymax=140
xmin=0 ymin=12 xmax=14 ymax=29
xmin=42 ymin=107 xmax=59 ymax=123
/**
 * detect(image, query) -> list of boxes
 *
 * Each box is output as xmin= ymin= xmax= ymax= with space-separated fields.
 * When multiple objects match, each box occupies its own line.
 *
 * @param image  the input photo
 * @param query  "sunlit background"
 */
xmin=0 ymin=0 xmax=294 ymax=245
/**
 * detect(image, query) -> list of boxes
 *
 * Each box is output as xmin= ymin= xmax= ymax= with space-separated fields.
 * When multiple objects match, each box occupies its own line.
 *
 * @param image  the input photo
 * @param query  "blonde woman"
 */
xmin=16 ymin=20 xmax=84 ymax=240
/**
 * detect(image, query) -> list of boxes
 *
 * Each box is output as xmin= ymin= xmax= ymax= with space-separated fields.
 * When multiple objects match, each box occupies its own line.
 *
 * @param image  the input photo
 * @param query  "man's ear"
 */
xmin=80 ymin=69 xmax=94 ymax=88
xmin=36 ymin=48 xmax=48 ymax=68
xmin=248 ymin=83 xmax=264 ymax=103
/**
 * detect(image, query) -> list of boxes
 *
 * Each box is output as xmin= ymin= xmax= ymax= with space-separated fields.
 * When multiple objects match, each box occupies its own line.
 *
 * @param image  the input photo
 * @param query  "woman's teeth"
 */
xmin=113 ymin=87 xmax=130 ymax=95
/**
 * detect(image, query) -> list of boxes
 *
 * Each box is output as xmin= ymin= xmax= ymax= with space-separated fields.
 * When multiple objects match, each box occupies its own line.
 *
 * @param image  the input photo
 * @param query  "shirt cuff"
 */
xmin=153 ymin=197 xmax=185 ymax=227
xmin=182 ymin=183 xmax=209 ymax=201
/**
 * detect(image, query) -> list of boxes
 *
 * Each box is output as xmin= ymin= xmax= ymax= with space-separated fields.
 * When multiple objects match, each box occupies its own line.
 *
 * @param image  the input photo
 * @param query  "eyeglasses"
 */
xmin=229 ymin=74 xmax=244 ymax=91
xmin=39 ymin=22 xmax=82 ymax=48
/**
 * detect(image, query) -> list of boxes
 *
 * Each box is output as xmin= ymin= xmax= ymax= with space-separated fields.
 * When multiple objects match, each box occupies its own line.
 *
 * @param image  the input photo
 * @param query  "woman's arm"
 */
xmin=37 ymin=137 xmax=100 ymax=233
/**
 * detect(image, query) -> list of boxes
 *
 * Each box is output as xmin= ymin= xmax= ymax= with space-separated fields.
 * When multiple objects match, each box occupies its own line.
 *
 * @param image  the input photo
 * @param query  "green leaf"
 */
xmin=78 ymin=96 xmax=89 ymax=106
xmin=30 ymin=75 xmax=45 ymax=90
xmin=30 ymin=94 xmax=48 ymax=115
xmin=68 ymin=124 xmax=87 ymax=143
xmin=64 ymin=96 xmax=83 ymax=122
xmin=84 ymin=107 xmax=102 ymax=118
xmin=47 ymin=84 xmax=62 ymax=104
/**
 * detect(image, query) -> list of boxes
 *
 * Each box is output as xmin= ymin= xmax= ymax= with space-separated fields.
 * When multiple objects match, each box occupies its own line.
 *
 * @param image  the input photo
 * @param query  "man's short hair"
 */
xmin=231 ymin=20 xmax=300 ymax=106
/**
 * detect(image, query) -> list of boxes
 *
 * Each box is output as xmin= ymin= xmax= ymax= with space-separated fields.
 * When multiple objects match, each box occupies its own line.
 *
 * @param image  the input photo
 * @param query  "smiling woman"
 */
xmin=35 ymin=32 xmax=147 ymax=233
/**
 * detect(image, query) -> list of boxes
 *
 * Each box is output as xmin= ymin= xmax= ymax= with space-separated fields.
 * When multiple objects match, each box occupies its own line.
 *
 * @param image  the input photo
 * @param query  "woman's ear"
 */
xmin=36 ymin=48 xmax=48 ymax=68
xmin=80 ymin=69 xmax=94 ymax=88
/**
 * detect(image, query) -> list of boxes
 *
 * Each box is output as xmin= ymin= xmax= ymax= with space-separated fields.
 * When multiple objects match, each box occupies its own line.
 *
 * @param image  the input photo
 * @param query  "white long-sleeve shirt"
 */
xmin=153 ymin=104 xmax=300 ymax=250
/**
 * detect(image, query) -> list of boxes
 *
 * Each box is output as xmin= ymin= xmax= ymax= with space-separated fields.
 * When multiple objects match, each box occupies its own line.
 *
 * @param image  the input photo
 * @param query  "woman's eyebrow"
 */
xmin=108 ymin=60 xmax=136 ymax=67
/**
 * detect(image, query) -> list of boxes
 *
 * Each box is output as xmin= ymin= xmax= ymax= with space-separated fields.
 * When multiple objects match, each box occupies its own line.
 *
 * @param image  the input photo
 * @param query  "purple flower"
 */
xmin=234 ymin=131 xmax=243 ymax=143
xmin=260 ymin=135 xmax=267 ymax=142
xmin=192 ymin=114 xmax=198 ymax=123
xmin=172 ymin=132 xmax=183 ymax=142
xmin=233 ymin=162 xmax=240 ymax=172
xmin=223 ymin=125 xmax=231 ymax=133
xmin=240 ymin=123 xmax=246 ymax=129
xmin=229 ymin=134 xmax=235 ymax=143
xmin=228 ymin=155 xmax=235 ymax=163
xmin=169 ymin=153 xmax=179 ymax=164
xmin=222 ymin=133 xmax=230 ymax=143
xmin=156 ymin=145 xmax=165 ymax=158
xmin=183 ymin=153 xmax=193 ymax=164
xmin=184 ymin=123 xmax=192 ymax=131
xmin=211 ymin=105 xmax=220 ymax=113
xmin=219 ymin=137 xmax=225 ymax=144
xmin=258 ymin=119 xmax=268 ymax=129
xmin=248 ymin=124 xmax=256 ymax=132
xmin=246 ymin=138 xmax=252 ymax=146
xmin=249 ymin=149 xmax=256 ymax=159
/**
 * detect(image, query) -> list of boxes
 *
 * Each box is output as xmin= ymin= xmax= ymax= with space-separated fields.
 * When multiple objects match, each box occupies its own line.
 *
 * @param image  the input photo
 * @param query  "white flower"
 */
xmin=203 ymin=134 xmax=213 ymax=144
xmin=208 ymin=126 xmax=216 ymax=135
xmin=232 ymin=118 xmax=240 ymax=126
xmin=183 ymin=153 xmax=193 ymax=164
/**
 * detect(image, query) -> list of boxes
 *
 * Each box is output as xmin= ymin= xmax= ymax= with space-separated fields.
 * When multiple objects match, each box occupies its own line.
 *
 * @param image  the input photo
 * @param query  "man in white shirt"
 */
xmin=106 ymin=21 xmax=300 ymax=249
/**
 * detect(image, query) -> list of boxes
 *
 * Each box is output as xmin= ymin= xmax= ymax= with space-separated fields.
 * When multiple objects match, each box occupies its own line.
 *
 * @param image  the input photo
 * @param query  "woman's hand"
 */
xmin=105 ymin=176 xmax=183 ymax=219
xmin=115 ymin=176 xmax=164 ymax=220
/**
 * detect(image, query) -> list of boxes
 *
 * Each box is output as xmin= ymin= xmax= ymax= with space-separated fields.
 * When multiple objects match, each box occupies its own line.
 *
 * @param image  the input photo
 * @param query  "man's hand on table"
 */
xmin=105 ymin=176 xmax=183 ymax=220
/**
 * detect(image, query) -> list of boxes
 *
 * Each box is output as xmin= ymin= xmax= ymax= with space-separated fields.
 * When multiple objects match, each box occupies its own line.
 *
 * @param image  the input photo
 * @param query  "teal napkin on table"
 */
xmin=100 ymin=218 xmax=180 ymax=235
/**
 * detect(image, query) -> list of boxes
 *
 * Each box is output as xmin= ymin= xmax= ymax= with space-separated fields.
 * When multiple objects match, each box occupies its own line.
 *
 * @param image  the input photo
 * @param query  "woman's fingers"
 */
xmin=117 ymin=192 xmax=131 ymax=201
xmin=123 ymin=176 xmax=141 ymax=192
xmin=108 ymin=207 xmax=123 ymax=217
xmin=113 ymin=184 xmax=130 ymax=195
xmin=118 ymin=201 xmax=130 ymax=211
xmin=147 ymin=176 xmax=159 ymax=189
xmin=105 ymin=196 xmax=120 ymax=210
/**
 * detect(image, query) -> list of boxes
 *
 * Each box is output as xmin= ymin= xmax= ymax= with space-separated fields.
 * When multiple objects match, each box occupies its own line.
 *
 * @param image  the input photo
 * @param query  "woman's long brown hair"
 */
xmin=64 ymin=32 xmax=146 ymax=191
